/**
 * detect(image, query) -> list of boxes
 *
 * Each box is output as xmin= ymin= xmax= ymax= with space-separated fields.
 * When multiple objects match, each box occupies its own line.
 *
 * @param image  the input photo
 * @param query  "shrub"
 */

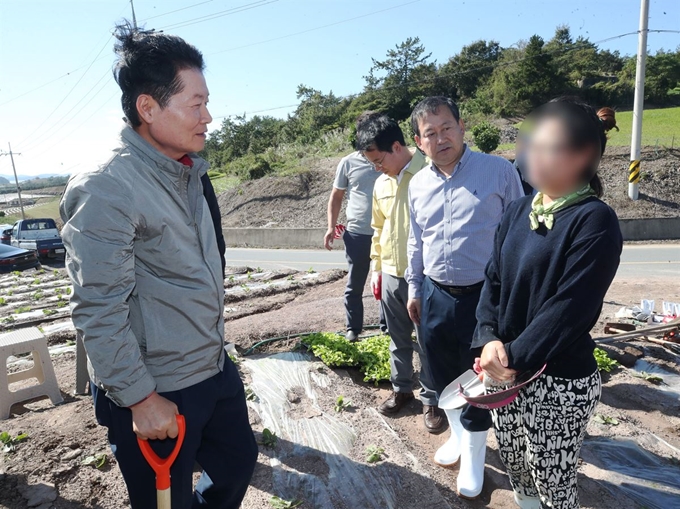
xmin=471 ymin=121 xmax=501 ymax=153
xmin=223 ymin=154 xmax=273 ymax=180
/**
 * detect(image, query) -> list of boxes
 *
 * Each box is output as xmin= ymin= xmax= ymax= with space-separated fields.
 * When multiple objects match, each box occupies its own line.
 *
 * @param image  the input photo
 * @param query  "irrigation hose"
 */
xmin=242 ymin=324 xmax=385 ymax=356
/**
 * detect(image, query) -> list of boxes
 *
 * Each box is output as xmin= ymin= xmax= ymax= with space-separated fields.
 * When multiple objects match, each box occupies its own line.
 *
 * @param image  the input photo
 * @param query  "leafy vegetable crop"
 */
xmin=304 ymin=333 xmax=391 ymax=383
xmin=594 ymin=348 xmax=619 ymax=373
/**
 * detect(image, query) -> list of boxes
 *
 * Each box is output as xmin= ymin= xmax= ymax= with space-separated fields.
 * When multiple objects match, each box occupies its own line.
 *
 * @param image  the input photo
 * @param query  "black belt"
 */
xmin=430 ymin=278 xmax=484 ymax=295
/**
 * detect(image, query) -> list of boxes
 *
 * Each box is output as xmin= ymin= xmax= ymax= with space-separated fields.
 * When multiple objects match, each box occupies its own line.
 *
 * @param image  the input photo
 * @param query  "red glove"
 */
xmin=333 ymin=224 xmax=346 ymax=240
xmin=371 ymin=272 xmax=382 ymax=301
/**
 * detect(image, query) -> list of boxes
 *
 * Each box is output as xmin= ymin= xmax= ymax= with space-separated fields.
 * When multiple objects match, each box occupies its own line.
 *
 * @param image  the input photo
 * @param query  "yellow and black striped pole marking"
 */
xmin=628 ymin=160 xmax=641 ymax=183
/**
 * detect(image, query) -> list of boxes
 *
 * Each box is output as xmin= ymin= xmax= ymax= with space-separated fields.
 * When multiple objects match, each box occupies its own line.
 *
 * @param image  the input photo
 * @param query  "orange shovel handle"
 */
xmin=137 ymin=414 xmax=186 ymax=491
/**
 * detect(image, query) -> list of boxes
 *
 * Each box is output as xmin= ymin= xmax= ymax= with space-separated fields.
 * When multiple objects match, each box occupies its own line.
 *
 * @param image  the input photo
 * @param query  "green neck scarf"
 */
xmin=529 ymin=184 xmax=596 ymax=230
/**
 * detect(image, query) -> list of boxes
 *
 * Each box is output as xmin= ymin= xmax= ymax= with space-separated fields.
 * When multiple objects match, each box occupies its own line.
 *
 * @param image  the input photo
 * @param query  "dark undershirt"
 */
xmin=179 ymin=155 xmax=226 ymax=276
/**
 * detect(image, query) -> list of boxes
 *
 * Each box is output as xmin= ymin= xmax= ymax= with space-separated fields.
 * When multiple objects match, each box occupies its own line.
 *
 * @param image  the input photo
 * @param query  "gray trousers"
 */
xmin=343 ymin=230 xmax=386 ymax=333
xmin=382 ymin=273 xmax=437 ymax=406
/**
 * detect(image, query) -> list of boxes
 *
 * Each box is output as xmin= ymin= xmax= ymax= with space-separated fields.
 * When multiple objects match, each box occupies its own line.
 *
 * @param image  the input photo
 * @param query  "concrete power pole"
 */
xmin=130 ymin=0 xmax=138 ymax=29
xmin=0 ymin=143 xmax=26 ymax=220
xmin=628 ymin=0 xmax=650 ymax=201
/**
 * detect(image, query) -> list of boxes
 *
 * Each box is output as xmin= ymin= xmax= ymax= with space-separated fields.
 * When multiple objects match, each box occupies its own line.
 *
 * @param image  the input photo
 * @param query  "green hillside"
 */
xmin=607 ymin=107 xmax=680 ymax=148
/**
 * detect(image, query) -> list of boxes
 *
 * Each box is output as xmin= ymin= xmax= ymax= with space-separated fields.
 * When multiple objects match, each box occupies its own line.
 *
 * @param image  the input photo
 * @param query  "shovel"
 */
xmin=137 ymin=414 xmax=186 ymax=509
xmin=438 ymin=370 xmax=484 ymax=409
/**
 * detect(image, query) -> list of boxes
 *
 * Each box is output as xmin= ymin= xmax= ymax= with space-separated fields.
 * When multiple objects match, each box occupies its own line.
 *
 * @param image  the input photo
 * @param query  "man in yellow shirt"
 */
xmin=356 ymin=113 xmax=444 ymax=433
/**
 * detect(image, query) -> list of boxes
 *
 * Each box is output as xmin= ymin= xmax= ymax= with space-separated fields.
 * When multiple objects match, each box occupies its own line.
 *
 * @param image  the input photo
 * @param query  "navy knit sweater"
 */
xmin=472 ymin=195 xmax=623 ymax=379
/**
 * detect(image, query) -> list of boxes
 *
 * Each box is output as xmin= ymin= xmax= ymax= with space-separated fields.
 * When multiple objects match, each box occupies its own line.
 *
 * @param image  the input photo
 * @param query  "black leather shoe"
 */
xmin=378 ymin=391 xmax=414 ymax=415
xmin=423 ymin=405 xmax=446 ymax=434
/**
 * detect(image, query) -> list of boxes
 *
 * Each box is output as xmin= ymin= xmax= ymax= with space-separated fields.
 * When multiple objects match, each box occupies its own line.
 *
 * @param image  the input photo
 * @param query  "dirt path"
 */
xmin=1 ymin=267 xmax=679 ymax=509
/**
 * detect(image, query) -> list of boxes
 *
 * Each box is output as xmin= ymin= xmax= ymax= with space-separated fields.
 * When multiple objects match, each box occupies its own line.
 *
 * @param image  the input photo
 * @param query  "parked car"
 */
xmin=0 ymin=224 xmax=13 ymax=245
xmin=0 ymin=243 xmax=41 ymax=272
xmin=10 ymin=218 xmax=65 ymax=259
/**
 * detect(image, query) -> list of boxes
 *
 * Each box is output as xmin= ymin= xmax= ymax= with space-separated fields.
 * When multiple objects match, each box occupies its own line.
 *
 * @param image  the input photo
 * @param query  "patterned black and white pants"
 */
xmin=489 ymin=370 xmax=601 ymax=509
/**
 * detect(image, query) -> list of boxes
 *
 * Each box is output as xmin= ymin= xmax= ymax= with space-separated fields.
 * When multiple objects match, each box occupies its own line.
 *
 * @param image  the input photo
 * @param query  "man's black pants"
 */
xmin=419 ymin=276 xmax=492 ymax=431
xmin=92 ymin=359 xmax=258 ymax=509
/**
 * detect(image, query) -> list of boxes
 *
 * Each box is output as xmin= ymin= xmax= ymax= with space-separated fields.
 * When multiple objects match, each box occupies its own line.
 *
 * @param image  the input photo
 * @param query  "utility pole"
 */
xmin=0 ymin=143 xmax=26 ymax=220
xmin=629 ymin=0 xmax=650 ymax=201
xmin=130 ymin=0 xmax=138 ymax=29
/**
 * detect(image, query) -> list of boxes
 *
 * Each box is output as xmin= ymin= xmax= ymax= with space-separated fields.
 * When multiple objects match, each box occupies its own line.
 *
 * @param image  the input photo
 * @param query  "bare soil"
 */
xmin=218 ymin=146 xmax=680 ymax=230
xmin=1 ymin=267 xmax=679 ymax=509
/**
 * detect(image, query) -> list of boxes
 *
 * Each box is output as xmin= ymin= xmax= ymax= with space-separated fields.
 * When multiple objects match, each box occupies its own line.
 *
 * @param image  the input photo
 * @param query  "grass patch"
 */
xmin=213 ymin=129 xmax=352 ymax=184
xmin=2 ymin=197 xmax=61 ymax=224
xmin=209 ymin=175 xmax=241 ymax=194
xmin=606 ymin=107 xmax=680 ymax=148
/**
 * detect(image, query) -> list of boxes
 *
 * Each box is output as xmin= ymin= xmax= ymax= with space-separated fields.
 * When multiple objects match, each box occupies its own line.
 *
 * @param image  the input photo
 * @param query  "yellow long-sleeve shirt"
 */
xmin=370 ymin=149 xmax=427 ymax=277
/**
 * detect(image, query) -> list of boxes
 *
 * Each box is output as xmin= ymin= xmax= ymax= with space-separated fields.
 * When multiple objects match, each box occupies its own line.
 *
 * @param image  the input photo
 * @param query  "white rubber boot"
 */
xmin=456 ymin=429 xmax=488 ymax=499
xmin=513 ymin=491 xmax=541 ymax=509
xmin=433 ymin=408 xmax=463 ymax=468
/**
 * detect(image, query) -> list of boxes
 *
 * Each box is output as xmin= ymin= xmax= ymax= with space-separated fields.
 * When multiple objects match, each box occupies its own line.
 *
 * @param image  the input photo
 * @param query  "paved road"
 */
xmin=227 ymin=244 xmax=680 ymax=279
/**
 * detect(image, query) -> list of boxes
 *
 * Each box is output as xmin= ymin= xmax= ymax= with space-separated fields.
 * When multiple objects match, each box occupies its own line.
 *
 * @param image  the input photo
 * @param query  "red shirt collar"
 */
xmin=178 ymin=154 xmax=194 ymax=168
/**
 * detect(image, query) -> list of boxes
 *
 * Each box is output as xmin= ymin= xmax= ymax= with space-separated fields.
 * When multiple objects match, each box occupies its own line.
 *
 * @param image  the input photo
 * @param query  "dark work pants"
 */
xmin=343 ymin=230 xmax=386 ymax=333
xmin=419 ymin=276 xmax=492 ymax=432
xmin=92 ymin=360 xmax=258 ymax=509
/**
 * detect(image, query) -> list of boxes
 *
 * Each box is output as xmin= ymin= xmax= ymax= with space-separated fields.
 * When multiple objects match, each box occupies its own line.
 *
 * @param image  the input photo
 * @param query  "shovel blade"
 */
xmin=439 ymin=370 xmax=483 ymax=409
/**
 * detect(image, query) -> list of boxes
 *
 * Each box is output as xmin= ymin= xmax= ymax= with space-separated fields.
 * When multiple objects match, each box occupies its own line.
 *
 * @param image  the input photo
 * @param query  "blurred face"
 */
xmin=135 ymin=68 xmax=212 ymax=160
xmin=414 ymin=106 xmax=465 ymax=172
xmin=362 ymin=142 xmax=404 ymax=177
xmin=526 ymin=117 xmax=593 ymax=196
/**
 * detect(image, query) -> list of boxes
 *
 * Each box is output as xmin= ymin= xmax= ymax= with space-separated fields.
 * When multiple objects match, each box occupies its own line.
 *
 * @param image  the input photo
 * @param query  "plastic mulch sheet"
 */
xmin=244 ymin=352 xmax=401 ymax=509
xmin=632 ymin=359 xmax=680 ymax=400
xmin=582 ymin=436 xmax=680 ymax=509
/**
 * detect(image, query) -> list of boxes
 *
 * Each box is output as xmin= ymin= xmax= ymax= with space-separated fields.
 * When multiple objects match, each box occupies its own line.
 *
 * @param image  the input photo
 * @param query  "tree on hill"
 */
xmin=439 ymin=40 xmax=503 ymax=100
xmin=202 ymin=28 xmax=680 ymax=176
xmin=487 ymin=35 xmax=567 ymax=115
xmin=284 ymin=86 xmax=349 ymax=144
xmin=365 ymin=37 xmax=438 ymax=119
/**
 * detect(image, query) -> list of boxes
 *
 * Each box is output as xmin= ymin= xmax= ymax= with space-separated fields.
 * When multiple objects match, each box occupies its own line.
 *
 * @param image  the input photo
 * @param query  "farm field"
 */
xmin=0 ymin=265 xmax=678 ymax=509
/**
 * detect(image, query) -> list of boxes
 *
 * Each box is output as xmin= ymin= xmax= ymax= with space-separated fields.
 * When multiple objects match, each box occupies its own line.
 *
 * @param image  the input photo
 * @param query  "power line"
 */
xmin=20 ymin=69 xmax=114 ymax=153
xmin=211 ymin=28 xmax=674 ymax=119
xmin=0 ymin=0 xmax=129 ymax=108
xmin=14 ymin=34 xmax=113 ymax=150
xmin=158 ymin=0 xmax=278 ymax=31
xmin=0 ymin=0 xmax=213 ymax=108
xmin=31 ymin=89 xmax=121 ymax=160
xmin=208 ymin=0 xmax=422 ymax=56
xmin=140 ymin=0 xmax=215 ymax=22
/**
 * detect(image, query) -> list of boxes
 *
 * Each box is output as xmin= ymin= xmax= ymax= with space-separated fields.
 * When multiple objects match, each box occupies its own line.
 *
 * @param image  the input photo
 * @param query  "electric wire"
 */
xmin=211 ymin=29 xmax=680 ymax=119
xmin=14 ymin=34 xmax=113 ymax=150
xmin=208 ymin=0 xmax=422 ymax=56
xmin=157 ymin=0 xmax=278 ymax=31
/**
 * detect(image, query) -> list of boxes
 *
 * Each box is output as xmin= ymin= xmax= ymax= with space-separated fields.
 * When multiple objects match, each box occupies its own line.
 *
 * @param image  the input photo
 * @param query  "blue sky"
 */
xmin=0 ymin=0 xmax=678 ymax=176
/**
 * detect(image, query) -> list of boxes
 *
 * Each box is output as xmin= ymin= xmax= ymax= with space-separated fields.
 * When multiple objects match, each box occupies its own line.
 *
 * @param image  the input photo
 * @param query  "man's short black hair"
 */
xmin=410 ymin=96 xmax=461 ymax=137
xmin=113 ymin=22 xmax=205 ymax=127
xmin=355 ymin=113 xmax=406 ymax=153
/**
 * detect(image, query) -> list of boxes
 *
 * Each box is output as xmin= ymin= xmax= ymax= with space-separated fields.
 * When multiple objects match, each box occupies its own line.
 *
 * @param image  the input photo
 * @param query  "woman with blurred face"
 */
xmin=472 ymin=98 xmax=622 ymax=509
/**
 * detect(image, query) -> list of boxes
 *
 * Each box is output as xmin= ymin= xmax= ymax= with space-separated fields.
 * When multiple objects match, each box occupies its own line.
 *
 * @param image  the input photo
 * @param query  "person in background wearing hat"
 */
xmin=355 ymin=113 xmax=444 ymax=433
xmin=406 ymin=96 xmax=524 ymax=498
xmin=324 ymin=112 xmax=386 ymax=341
xmin=473 ymin=98 xmax=621 ymax=509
